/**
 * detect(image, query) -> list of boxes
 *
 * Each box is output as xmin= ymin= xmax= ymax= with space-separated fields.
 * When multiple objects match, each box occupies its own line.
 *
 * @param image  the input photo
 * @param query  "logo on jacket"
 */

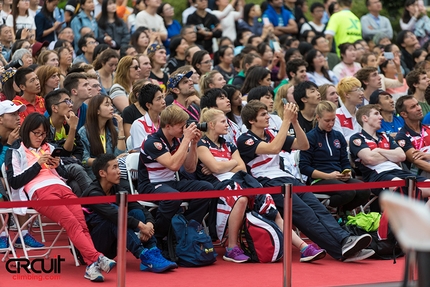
xmin=333 ymin=139 xmax=341 ymax=148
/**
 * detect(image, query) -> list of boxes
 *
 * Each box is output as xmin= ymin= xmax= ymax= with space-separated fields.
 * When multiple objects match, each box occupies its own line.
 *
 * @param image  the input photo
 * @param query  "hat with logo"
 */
xmin=167 ymin=71 xmax=193 ymax=89
xmin=0 ymin=100 xmax=26 ymax=116
xmin=369 ymin=89 xmax=392 ymax=105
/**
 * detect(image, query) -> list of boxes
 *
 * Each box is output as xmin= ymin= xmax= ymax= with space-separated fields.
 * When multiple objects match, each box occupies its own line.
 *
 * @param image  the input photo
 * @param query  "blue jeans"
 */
xmin=259 ymin=176 xmax=350 ymax=259
xmin=86 ymin=207 xmax=157 ymax=259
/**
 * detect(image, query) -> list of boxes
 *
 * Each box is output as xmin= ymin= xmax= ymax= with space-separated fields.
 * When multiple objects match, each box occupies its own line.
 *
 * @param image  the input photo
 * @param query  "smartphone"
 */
xmin=341 ymin=169 xmax=351 ymax=175
xmin=273 ymin=41 xmax=281 ymax=52
xmin=282 ymin=98 xmax=288 ymax=105
xmin=384 ymin=52 xmax=394 ymax=60
xmin=51 ymin=147 xmax=63 ymax=157
xmin=263 ymin=17 xmax=271 ymax=26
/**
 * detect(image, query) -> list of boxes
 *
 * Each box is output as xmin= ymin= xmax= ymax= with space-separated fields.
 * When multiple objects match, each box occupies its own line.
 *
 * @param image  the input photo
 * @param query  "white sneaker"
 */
xmin=84 ymin=262 xmax=104 ymax=282
xmin=343 ymin=249 xmax=375 ymax=262
xmin=98 ymin=255 xmax=116 ymax=273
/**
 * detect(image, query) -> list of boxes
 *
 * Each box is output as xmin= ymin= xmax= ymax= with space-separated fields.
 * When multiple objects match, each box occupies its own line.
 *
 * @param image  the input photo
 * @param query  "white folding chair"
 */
xmin=125 ymin=153 xmax=188 ymax=211
xmin=380 ymin=191 xmax=430 ymax=286
xmin=1 ymin=164 xmax=79 ymax=266
xmin=0 ymin=208 xmax=17 ymax=261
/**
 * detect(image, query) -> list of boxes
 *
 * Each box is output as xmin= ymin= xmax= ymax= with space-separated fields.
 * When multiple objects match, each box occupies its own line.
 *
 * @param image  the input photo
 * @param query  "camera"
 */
xmin=186 ymin=121 xmax=207 ymax=132
xmin=5 ymin=59 xmax=23 ymax=70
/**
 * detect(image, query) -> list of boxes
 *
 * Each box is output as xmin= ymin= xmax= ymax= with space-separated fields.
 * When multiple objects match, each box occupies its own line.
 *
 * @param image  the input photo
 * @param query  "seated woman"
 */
xmin=35 ymin=66 xmax=60 ymax=98
xmin=109 ymin=55 xmax=141 ymax=114
xmin=78 ymin=95 xmax=126 ymax=180
xmin=199 ymin=70 xmax=227 ymax=94
xmin=305 ymin=49 xmax=338 ymax=86
xmin=332 ymin=43 xmax=361 ymax=80
xmin=94 ymin=49 xmax=119 ymax=95
xmin=299 ymin=101 xmax=371 ymax=213
xmin=197 ymin=108 xmax=326 ymax=263
xmin=5 ymin=113 xmax=116 ymax=282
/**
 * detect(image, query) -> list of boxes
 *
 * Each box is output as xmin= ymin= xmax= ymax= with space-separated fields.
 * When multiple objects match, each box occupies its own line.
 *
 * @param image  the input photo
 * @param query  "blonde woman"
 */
xmin=110 ymin=55 xmax=141 ymax=113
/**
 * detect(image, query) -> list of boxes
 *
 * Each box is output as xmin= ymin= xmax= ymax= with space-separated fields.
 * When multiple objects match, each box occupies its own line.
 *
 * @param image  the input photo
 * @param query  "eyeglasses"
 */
xmin=350 ymin=87 xmax=364 ymax=93
xmin=86 ymin=41 xmax=98 ymax=46
xmin=201 ymin=60 xmax=212 ymax=65
xmin=55 ymin=99 xmax=73 ymax=106
xmin=31 ymin=131 xmax=47 ymax=138
xmin=130 ymin=65 xmax=140 ymax=70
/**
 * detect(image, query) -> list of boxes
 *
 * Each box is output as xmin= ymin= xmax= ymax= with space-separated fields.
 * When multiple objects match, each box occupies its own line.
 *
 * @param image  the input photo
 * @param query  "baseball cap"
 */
xmin=0 ymin=100 xmax=26 ymax=116
xmin=369 ymin=89 xmax=392 ymax=105
xmin=167 ymin=71 xmax=193 ymax=89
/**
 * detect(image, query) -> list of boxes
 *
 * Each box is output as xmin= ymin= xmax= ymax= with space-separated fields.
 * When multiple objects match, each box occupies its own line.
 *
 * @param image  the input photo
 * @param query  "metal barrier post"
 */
xmin=117 ymin=191 xmax=128 ymax=287
xmin=283 ymin=184 xmax=292 ymax=287
xmin=406 ymin=176 xmax=417 ymax=199
xmin=405 ymin=176 xmax=417 ymax=283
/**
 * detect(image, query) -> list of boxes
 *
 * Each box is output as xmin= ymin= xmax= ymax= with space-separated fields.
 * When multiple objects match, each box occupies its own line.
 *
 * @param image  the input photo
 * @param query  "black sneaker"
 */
xmin=342 ymin=234 xmax=372 ymax=258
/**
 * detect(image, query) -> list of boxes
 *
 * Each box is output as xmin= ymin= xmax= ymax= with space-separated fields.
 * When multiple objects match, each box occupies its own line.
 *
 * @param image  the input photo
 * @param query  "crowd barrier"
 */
xmin=0 ymin=178 xmax=426 ymax=287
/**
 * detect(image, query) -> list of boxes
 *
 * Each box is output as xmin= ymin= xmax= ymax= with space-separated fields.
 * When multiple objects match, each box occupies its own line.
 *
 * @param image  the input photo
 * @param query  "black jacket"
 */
xmin=47 ymin=120 xmax=85 ymax=163
xmin=82 ymin=181 xmax=155 ymax=230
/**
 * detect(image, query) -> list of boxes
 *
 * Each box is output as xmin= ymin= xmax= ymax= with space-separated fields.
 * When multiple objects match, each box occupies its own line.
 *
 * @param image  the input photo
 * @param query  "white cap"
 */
xmin=0 ymin=100 xmax=26 ymax=116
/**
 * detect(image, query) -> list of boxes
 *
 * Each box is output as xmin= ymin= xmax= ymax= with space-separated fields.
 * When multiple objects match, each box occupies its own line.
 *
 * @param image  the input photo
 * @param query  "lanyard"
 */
xmin=100 ymin=130 xmax=106 ymax=153
xmin=173 ymin=100 xmax=199 ymax=121
xmin=413 ymin=126 xmax=426 ymax=151
xmin=30 ymin=148 xmax=49 ymax=169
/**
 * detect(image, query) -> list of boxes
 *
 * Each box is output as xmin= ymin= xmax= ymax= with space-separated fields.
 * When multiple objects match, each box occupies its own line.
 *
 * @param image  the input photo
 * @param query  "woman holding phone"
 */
xmin=5 ymin=113 xmax=116 ymax=282
xmin=299 ymin=101 xmax=370 ymax=214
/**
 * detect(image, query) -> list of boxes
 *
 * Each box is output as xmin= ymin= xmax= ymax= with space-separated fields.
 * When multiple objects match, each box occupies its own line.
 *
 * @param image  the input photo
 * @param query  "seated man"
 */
xmin=130 ymin=84 xmax=166 ymax=151
xmin=45 ymin=89 xmax=92 ymax=196
xmin=350 ymin=104 xmax=430 ymax=202
xmin=137 ymin=105 xmax=212 ymax=240
xmin=83 ymin=154 xmax=177 ymax=273
xmin=237 ymin=100 xmax=374 ymax=262
xmin=396 ymin=95 xmax=430 ymax=181
xmin=369 ymin=89 xmax=404 ymax=137
xmin=293 ymin=81 xmax=321 ymax=133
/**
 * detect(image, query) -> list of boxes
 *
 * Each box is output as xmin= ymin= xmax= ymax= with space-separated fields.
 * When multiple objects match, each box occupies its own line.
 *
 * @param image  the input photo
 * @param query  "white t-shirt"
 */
xmin=6 ymin=14 xmax=36 ymax=31
xmin=211 ymin=4 xmax=242 ymax=42
xmin=135 ymin=10 xmax=167 ymax=36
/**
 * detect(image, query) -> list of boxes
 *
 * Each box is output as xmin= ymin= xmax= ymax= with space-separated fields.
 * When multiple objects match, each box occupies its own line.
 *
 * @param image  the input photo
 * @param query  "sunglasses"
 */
xmin=130 ymin=65 xmax=140 ymax=70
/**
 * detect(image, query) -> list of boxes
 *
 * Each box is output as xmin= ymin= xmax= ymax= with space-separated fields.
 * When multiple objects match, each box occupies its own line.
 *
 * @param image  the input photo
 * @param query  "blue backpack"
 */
xmin=168 ymin=214 xmax=217 ymax=267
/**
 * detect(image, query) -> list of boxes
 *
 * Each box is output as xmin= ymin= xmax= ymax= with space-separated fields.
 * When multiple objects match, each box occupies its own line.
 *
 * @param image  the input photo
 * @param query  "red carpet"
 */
xmin=1 ymin=231 xmax=405 ymax=287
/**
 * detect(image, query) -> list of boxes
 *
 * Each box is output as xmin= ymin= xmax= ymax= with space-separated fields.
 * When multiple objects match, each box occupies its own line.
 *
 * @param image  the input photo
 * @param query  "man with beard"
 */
xmin=350 ymin=104 xmax=430 ymax=203
xmin=396 ymin=95 xmax=430 ymax=178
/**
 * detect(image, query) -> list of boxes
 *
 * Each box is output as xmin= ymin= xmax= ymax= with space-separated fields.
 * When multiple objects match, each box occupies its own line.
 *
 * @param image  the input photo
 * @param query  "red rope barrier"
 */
xmin=0 ymin=179 xmax=410 ymax=209
xmin=0 ymin=186 xmax=282 ymax=208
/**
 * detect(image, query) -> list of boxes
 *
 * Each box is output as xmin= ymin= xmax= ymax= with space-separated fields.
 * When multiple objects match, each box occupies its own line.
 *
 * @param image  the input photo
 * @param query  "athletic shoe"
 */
xmin=140 ymin=247 xmax=178 ymax=273
xmin=343 ymin=249 xmax=375 ymax=262
xmin=14 ymin=233 xmax=44 ymax=248
xmin=341 ymin=234 xmax=372 ymax=258
xmin=0 ymin=236 xmax=8 ymax=249
xmin=84 ymin=262 xmax=104 ymax=282
xmin=223 ymin=246 xmax=250 ymax=263
xmin=300 ymin=244 xmax=327 ymax=263
xmin=98 ymin=255 xmax=116 ymax=273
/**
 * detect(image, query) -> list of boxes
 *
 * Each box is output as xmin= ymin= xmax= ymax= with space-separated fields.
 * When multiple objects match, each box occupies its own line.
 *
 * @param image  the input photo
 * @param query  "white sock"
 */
xmin=0 ymin=231 xmax=6 ymax=237
xmin=22 ymin=230 xmax=28 ymax=236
